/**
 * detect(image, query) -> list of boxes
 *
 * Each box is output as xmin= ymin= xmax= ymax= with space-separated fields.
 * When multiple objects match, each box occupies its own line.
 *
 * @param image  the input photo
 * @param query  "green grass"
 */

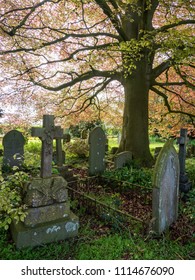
xmin=0 ymin=214 xmax=194 ymax=260
xmin=0 ymin=138 xmax=195 ymax=260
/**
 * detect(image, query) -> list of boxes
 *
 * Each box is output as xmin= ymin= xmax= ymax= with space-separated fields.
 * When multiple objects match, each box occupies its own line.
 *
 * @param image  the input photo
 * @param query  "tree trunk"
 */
xmin=118 ymin=59 xmax=153 ymax=167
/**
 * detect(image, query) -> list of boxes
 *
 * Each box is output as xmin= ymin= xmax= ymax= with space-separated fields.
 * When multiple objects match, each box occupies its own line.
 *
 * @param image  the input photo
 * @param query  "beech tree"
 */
xmin=0 ymin=0 xmax=194 ymax=166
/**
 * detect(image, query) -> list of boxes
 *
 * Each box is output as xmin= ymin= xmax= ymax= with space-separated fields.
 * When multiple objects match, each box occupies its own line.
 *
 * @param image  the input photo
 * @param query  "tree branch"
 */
xmin=151 ymin=59 xmax=172 ymax=83
xmin=151 ymin=86 xmax=195 ymax=119
xmin=30 ymin=68 xmax=122 ymax=91
xmin=0 ymin=0 xmax=61 ymax=36
xmin=66 ymin=78 xmax=113 ymax=114
xmin=94 ymin=0 xmax=128 ymax=41
xmin=156 ymin=19 xmax=195 ymax=33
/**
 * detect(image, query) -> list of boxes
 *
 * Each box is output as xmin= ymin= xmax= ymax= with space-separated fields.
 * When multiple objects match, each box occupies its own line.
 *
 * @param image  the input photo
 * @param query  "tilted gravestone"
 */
xmin=88 ymin=127 xmax=106 ymax=176
xmin=177 ymin=128 xmax=192 ymax=193
xmin=114 ymin=151 xmax=132 ymax=169
xmin=2 ymin=130 xmax=25 ymax=168
xmin=10 ymin=115 xmax=79 ymax=248
xmin=154 ymin=147 xmax=162 ymax=161
xmin=152 ymin=140 xmax=180 ymax=235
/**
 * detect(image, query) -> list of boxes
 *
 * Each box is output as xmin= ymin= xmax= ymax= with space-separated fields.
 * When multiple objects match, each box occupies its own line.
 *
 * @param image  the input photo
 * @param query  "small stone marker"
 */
xmin=31 ymin=115 xmax=63 ymax=178
xmin=114 ymin=151 xmax=132 ymax=169
xmin=177 ymin=128 xmax=192 ymax=193
xmin=152 ymin=140 xmax=180 ymax=235
xmin=88 ymin=127 xmax=106 ymax=176
xmin=2 ymin=130 xmax=25 ymax=168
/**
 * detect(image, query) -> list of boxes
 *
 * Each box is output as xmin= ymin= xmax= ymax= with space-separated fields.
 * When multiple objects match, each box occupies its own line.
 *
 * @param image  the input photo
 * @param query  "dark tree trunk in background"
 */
xmin=118 ymin=58 xmax=154 ymax=167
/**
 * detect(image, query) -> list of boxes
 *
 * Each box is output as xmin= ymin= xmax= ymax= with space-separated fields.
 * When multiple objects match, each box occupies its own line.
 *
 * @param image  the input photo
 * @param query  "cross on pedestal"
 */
xmin=177 ymin=128 xmax=192 ymax=193
xmin=31 ymin=115 xmax=63 ymax=178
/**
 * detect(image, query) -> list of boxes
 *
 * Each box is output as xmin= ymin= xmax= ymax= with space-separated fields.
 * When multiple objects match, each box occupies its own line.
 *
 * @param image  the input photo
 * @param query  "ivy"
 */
xmin=0 ymin=171 xmax=29 ymax=230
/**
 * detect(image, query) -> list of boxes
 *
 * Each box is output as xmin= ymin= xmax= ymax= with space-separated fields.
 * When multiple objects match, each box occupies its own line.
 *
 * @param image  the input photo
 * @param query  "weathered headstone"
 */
xmin=114 ymin=151 xmax=132 ymax=169
xmin=105 ymin=136 xmax=109 ymax=153
xmin=88 ymin=127 xmax=106 ymax=176
xmin=152 ymin=140 xmax=180 ymax=235
xmin=53 ymin=149 xmax=65 ymax=166
xmin=2 ymin=130 xmax=25 ymax=168
xmin=10 ymin=115 xmax=79 ymax=249
xmin=31 ymin=115 xmax=63 ymax=178
xmin=154 ymin=147 xmax=162 ymax=161
xmin=177 ymin=128 xmax=192 ymax=193
xmin=53 ymin=129 xmax=66 ymax=167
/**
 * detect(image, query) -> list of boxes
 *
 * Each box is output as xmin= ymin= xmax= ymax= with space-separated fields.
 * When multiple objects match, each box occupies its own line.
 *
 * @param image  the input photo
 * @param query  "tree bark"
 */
xmin=119 ymin=59 xmax=154 ymax=167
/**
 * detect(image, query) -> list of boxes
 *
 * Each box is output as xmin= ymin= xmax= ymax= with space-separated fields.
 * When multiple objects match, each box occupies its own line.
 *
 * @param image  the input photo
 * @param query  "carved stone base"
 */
xmin=10 ymin=212 xmax=79 ymax=249
xmin=24 ymin=202 xmax=70 ymax=227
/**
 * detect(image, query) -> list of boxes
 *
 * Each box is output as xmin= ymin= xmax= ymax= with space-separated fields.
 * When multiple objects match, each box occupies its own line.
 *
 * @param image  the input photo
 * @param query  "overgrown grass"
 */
xmin=0 ymin=213 xmax=194 ymax=260
xmin=0 ymin=138 xmax=194 ymax=260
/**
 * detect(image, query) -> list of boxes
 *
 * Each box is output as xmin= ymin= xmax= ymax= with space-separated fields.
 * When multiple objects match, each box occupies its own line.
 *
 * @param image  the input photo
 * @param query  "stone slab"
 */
xmin=10 ymin=212 xmax=79 ymax=249
xmin=24 ymin=202 xmax=70 ymax=227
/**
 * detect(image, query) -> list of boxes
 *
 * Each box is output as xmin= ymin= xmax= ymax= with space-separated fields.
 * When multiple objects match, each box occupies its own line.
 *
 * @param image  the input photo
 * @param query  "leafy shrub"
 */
xmin=103 ymin=166 xmax=153 ymax=188
xmin=0 ymin=170 xmax=29 ymax=230
xmin=65 ymin=139 xmax=89 ymax=158
xmin=186 ymin=158 xmax=195 ymax=186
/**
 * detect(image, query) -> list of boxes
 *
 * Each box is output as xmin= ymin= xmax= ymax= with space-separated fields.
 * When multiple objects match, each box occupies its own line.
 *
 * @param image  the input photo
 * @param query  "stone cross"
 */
xmin=31 ymin=115 xmax=63 ymax=178
xmin=177 ymin=128 xmax=192 ymax=192
xmin=54 ymin=127 xmax=65 ymax=167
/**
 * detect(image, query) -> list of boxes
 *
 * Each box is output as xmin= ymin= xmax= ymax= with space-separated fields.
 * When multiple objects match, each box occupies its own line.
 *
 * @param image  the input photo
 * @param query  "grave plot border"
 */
xmin=67 ymin=176 xmax=152 ymax=230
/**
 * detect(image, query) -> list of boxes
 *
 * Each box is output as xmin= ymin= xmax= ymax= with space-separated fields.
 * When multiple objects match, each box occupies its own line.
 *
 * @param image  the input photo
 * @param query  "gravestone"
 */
xmin=53 ymin=132 xmax=71 ymax=169
xmin=114 ymin=151 xmax=132 ymax=169
xmin=53 ymin=128 xmax=66 ymax=167
xmin=152 ymin=140 xmax=180 ymax=235
xmin=2 ymin=130 xmax=25 ymax=168
xmin=88 ymin=127 xmax=106 ymax=176
xmin=154 ymin=147 xmax=162 ymax=161
xmin=31 ymin=115 xmax=63 ymax=178
xmin=177 ymin=128 xmax=192 ymax=193
xmin=105 ymin=136 xmax=109 ymax=153
xmin=10 ymin=115 xmax=79 ymax=248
